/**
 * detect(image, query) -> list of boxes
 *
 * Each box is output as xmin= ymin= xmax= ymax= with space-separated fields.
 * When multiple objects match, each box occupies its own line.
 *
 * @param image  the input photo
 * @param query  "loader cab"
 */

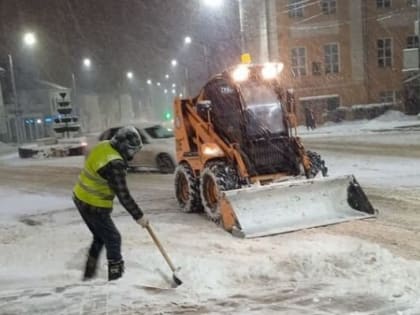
xmin=202 ymin=75 xmax=288 ymax=144
xmin=238 ymin=80 xmax=287 ymax=138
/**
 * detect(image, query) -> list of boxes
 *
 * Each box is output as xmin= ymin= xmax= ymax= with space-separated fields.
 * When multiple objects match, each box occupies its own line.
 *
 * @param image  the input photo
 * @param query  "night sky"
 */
xmin=0 ymin=0 xmax=241 ymax=93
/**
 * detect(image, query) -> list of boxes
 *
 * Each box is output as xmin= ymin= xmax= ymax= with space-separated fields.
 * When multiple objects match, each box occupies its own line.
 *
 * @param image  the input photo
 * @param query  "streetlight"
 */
xmin=171 ymin=59 xmax=178 ymax=67
xmin=23 ymin=32 xmax=37 ymax=47
xmin=126 ymin=71 xmax=134 ymax=79
xmin=203 ymin=0 xmax=223 ymax=7
xmin=83 ymin=58 xmax=91 ymax=68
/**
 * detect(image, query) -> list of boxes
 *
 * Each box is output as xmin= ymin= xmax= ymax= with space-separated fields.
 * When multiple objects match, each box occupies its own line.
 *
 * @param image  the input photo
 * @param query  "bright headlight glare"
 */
xmin=262 ymin=63 xmax=284 ymax=80
xmin=232 ymin=65 xmax=249 ymax=82
xmin=202 ymin=143 xmax=224 ymax=157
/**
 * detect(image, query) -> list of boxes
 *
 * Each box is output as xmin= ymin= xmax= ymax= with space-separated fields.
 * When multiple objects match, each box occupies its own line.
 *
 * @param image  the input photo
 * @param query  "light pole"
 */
xmin=184 ymin=36 xmax=211 ymax=79
xmin=8 ymin=32 xmax=37 ymax=143
xmin=71 ymin=57 xmax=91 ymax=115
xmin=8 ymin=54 xmax=21 ymax=143
xmin=170 ymin=58 xmax=190 ymax=96
xmin=417 ymin=0 xmax=419 ymax=70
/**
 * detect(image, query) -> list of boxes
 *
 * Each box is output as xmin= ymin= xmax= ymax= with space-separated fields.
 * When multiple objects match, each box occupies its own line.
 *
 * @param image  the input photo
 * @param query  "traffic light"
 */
xmin=164 ymin=111 xmax=172 ymax=120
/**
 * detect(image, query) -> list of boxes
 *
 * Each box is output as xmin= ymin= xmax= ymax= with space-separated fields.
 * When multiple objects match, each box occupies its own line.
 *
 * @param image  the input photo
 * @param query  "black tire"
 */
xmin=200 ymin=161 xmax=239 ymax=222
xmin=174 ymin=163 xmax=202 ymax=213
xmin=156 ymin=153 xmax=175 ymax=174
xmin=306 ymin=150 xmax=328 ymax=178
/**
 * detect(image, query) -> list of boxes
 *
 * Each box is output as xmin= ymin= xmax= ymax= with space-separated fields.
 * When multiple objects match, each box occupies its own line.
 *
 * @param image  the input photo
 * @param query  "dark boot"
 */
xmin=83 ymin=256 xmax=98 ymax=281
xmin=108 ymin=260 xmax=124 ymax=281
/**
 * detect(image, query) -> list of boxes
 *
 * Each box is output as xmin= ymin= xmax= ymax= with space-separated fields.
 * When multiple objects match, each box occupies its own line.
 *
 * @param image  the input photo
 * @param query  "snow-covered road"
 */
xmin=1 ymin=112 xmax=420 ymax=314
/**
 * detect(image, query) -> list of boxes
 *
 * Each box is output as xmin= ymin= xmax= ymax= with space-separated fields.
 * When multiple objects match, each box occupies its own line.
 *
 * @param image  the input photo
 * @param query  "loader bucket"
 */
xmin=219 ymin=175 xmax=376 ymax=238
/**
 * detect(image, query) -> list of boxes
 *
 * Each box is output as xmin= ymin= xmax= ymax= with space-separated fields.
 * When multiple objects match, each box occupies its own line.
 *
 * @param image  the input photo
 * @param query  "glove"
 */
xmin=136 ymin=216 xmax=149 ymax=228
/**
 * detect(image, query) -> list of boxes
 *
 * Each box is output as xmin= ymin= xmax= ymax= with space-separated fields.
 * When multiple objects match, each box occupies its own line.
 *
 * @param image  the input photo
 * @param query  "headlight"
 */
xmin=201 ymin=143 xmax=224 ymax=158
xmin=231 ymin=65 xmax=249 ymax=82
xmin=261 ymin=63 xmax=284 ymax=80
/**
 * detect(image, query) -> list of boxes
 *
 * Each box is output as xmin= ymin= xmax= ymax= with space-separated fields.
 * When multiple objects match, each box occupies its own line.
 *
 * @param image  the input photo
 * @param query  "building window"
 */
xmin=321 ymin=0 xmax=336 ymax=14
xmin=291 ymin=47 xmax=306 ymax=76
xmin=312 ymin=62 xmax=322 ymax=75
xmin=289 ymin=0 xmax=304 ymax=17
xmin=324 ymin=43 xmax=339 ymax=74
xmin=407 ymin=36 xmax=419 ymax=48
xmin=327 ymin=97 xmax=340 ymax=111
xmin=377 ymin=38 xmax=392 ymax=68
xmin=377 ymin=0 xmax=391 ymax=8
xmin=407 ymin=0 xmax=417 ymax=7
xmin=379 ymin=91 xmax=395 ymax=103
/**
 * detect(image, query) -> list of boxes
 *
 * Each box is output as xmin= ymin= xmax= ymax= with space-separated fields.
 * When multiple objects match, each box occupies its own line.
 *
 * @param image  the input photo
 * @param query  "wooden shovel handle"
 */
xmin=146 ymin=224 xmax=176 ymax=272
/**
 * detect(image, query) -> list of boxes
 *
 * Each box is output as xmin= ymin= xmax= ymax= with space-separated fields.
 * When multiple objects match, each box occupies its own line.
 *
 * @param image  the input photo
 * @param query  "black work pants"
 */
xmin=73 ymin=196 xmax=122 ymax=262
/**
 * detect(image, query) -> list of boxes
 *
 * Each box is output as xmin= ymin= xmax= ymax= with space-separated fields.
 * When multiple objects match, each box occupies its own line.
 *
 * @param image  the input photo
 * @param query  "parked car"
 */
xmin=86 ymin=123 xmax=176 ymax=173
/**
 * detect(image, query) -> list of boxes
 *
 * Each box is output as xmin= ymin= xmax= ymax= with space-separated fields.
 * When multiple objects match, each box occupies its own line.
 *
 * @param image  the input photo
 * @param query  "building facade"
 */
xmin=242 ymin=0 xmax=418 ymax=123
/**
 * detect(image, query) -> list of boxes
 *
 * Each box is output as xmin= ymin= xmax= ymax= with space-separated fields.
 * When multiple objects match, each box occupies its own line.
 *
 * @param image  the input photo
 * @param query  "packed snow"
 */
xmin=0 ymin=110 xmax=419 ymax=314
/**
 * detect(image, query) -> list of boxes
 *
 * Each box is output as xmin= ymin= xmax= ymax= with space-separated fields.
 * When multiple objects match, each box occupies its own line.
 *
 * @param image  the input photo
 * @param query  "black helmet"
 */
xmin=110 ymin=126 xmax=143 ymax=161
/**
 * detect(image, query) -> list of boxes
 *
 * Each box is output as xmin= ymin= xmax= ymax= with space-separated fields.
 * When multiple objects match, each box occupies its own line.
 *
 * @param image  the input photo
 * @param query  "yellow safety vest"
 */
xmin=73 ymin=141 xmax=123 ymax=208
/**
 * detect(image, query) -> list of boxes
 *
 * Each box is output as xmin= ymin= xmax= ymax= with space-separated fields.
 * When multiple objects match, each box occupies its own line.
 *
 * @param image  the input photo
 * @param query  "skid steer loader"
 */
xmin=173 ymin=62 xmax=375 ymax=238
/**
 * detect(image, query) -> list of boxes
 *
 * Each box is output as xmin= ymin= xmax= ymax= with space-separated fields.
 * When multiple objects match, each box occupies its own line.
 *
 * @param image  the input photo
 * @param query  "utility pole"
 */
xmin=417 ymin=0 xmax=419 ymax=70
xmin=71 ymin=72 xmax=79 ymax=116
xmin=203 ymin=44 xmax=211 ymax=79
xmin=183 ymin=66 xmax=190 ymax=97
xmin=238 ymin=0 xmax=246 ymax=53
xmin=8 ymin=54 xmax=22 ymax=144
xmin=265 ymin=0 xmax=279 ymax=62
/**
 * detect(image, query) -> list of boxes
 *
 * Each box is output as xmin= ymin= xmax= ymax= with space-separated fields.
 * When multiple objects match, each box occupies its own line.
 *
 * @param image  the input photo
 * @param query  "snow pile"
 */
xmin=297 ymin=120 xmax=368 ymax=136
xmin=299 ymin=110 xmax=420 ymax=137
xmin=281 ymin=235 xmax=420 ymax=300
xmin=369 ymin=110 xmax=414 ymax=122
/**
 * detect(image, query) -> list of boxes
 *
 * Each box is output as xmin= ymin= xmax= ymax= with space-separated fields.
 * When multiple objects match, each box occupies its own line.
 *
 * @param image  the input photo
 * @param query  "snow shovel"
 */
xmin=145 ymin=224 xmax=182 ymax=287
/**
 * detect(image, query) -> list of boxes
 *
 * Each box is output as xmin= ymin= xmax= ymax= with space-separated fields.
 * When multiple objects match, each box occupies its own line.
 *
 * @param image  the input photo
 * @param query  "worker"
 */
xmin=305 ymin=107 xmax=316 ymax=130
xmin=73 ymin=126 xmax=149 ymax=281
